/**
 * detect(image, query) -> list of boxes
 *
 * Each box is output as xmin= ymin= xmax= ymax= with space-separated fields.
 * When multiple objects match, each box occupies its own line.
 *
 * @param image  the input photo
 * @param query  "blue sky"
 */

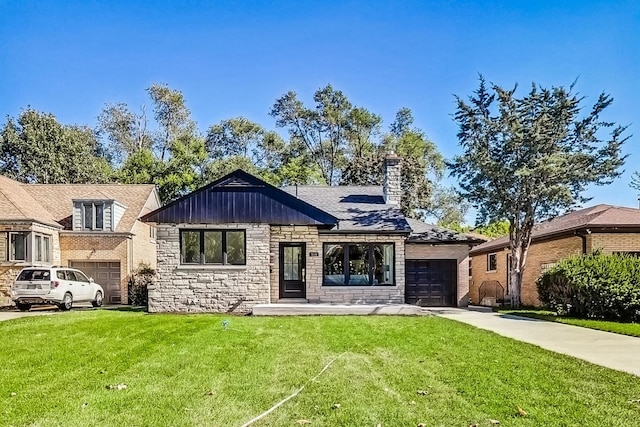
xmin=1 ymin=0 xmax=639 ymax=221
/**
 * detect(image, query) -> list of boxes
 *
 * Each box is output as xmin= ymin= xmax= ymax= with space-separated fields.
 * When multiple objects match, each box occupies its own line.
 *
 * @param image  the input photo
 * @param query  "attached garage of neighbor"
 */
xmin=70 ymin=261 xmax=121 ymax=304
xmin=405 ymin=259 xmax=457 ymax=306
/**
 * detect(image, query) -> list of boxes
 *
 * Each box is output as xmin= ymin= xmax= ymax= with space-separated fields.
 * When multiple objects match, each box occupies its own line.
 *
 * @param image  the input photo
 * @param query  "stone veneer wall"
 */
xmin=383 ymin=155 xmax=402 ymax=205
xmin=149 ymin=223 xmax=270 ymax=313
xmin=269 ymin=226 xmax=406 ymax=304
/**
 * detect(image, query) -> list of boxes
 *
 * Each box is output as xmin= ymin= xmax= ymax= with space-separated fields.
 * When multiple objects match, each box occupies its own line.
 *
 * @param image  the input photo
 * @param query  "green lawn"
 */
xmin=1 ymin=312 xmax=639 ymax=426
xmin=499 ymin=310 xmax=640 ymax=338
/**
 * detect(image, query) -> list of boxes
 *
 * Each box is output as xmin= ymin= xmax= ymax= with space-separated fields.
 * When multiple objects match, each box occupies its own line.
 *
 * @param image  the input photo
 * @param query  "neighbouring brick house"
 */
xmin=0 ymin=175 xmax=160 ymax=306
xmin=142 ymin=155 xmax=486 ymax=313
xmin=470 ymin=204 xmax=640 ymax=306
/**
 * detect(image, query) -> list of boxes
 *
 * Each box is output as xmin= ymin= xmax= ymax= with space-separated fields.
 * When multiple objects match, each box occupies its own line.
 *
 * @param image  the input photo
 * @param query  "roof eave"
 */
xmin=319 ymin=229 xmax=411 ymax=235
xmin=0 ymin=218 xmax=64 ymax=230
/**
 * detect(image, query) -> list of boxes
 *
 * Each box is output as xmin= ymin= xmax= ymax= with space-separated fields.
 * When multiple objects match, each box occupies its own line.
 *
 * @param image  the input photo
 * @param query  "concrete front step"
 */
xmin=252 ymin=303 xmax=424 ymax=316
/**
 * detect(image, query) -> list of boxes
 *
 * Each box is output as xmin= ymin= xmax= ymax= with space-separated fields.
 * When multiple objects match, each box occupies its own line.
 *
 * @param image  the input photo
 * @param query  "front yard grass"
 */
xmin=1 ymin=312 xmax=639 ymax=426
xmin=499 ymin=309 xmax=640 ymax=338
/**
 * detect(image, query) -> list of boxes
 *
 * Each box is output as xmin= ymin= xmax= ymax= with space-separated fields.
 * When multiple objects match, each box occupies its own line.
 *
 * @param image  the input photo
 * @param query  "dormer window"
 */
xmin=82 ymin=202 xmax=104 ymax=230
xmin=73 ymin=199 xmax=126 ymax=232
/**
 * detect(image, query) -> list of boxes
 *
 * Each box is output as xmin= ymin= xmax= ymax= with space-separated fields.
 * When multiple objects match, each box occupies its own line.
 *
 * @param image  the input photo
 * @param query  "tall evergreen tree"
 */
xmin=450 ymin=76 xmax=628 ymax=306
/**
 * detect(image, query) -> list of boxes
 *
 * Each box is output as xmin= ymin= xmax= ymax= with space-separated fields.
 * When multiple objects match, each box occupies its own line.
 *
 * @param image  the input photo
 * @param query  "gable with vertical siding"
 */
xmin=142 ymin=170 xmax=338 ymax=226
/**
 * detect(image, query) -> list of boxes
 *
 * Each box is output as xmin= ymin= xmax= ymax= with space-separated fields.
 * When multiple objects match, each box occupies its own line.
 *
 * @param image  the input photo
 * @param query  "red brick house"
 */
xmin=470 ymin=205 xmax=640 ymax=306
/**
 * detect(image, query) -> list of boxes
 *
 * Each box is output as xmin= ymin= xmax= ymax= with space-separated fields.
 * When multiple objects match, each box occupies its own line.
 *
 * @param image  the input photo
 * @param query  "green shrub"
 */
xmin=537 ymin=252 xmax=640 ymax=321
xmin=127 ymin=264 xmax=156 ymax=306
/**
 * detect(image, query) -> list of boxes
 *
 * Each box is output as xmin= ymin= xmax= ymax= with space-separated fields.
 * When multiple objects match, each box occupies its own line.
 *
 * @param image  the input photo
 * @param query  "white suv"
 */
xmin=11 ymin=266 xmax=105 ymax=311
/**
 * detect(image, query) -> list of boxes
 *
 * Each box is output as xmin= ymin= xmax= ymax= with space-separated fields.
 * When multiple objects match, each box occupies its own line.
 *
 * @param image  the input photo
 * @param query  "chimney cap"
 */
xmin=385 ymin=151 xmax=399 ymax=159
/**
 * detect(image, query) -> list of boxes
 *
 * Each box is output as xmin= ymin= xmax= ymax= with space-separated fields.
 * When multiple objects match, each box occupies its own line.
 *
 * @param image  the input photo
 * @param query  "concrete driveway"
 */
xmin=0 ymin=303 xmax=96 ymax=322
xmin=429 ymin=307 xmax=640 ymax=377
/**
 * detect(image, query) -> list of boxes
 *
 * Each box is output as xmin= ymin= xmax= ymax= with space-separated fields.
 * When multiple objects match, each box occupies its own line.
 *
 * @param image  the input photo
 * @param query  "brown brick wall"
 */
xmin=131 ymin=220 xmax=157 ymax=270
xmin=59 ymin=234 xmax=130 ymax=303
xmin=589 ymin=233 xmax=640 ymax=254
xmin=470 ymin=235 xmax=583 ymax=306
xmin=405 ymin=243 xmax=471 ymax=307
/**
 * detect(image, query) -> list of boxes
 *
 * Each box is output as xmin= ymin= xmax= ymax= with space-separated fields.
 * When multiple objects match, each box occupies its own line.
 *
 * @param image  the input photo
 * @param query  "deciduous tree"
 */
xmin=0 ymin=109 xmax=112 ymax=183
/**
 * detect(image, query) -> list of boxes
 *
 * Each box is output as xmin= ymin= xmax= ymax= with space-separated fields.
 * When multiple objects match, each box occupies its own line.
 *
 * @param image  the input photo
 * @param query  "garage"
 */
xmin=405 ymin=259 xmax=457 ymax=306
xmin=70 ymin=261 xmax=121 ymax=304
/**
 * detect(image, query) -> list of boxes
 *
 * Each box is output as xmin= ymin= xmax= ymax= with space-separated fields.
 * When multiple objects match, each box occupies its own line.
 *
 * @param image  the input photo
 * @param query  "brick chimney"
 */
xmin=383 ymin=152 xmax=402 ymax=205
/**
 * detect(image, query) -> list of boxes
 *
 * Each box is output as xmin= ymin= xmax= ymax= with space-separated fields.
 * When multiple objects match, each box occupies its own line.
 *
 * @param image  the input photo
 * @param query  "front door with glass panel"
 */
xmin=279 ymin=243 xmax=306 ymax=299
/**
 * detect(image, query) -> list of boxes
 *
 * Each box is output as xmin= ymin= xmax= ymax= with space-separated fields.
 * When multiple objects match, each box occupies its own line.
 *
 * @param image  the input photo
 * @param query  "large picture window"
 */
xmin=323 ymin=243 xmax=394 ymax=286
xmin=180 ymin=230 xmax=246 ymax=265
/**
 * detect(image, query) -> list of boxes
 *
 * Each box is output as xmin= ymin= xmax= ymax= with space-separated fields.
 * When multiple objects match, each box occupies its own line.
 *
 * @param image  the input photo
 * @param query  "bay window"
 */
xmin=6 ymin=232 xmax=51 ymax=263
xmin=323 ymin=243 xmax=394 ymax=286
xmin=9 ymin=232 xmax=27 ymax=261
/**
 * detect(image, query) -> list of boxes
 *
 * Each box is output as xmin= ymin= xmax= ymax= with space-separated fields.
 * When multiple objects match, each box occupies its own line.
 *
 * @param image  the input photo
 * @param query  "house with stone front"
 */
xmin=469 ymin=204 xmax=640 ymax=307
xmin=141 ymin=155 xmax=486 ymax=313
xmin=0 ymin=175 xmax=160 ymax=306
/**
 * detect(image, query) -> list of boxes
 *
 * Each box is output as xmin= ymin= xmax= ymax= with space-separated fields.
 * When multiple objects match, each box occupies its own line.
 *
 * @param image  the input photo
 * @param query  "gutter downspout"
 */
xmin=574 ymin=230 xmax=589 ymax=255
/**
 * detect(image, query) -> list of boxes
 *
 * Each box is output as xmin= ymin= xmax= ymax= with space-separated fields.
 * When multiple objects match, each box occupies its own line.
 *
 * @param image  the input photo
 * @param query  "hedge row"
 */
xmin=536 ymin=252 xmax=640 ymax=322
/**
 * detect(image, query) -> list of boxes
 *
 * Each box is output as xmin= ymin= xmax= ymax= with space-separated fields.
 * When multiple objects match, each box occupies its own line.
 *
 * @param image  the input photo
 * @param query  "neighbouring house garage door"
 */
xmin=70 ymin=261 xmax=121 ymax=304
xmin=405 ymin=259 xmax=457 ymax=306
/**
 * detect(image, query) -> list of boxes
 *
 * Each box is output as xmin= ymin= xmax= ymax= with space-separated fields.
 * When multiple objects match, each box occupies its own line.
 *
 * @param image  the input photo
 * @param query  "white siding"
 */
xmin=113 ymin=202 xmax=126 ymax=230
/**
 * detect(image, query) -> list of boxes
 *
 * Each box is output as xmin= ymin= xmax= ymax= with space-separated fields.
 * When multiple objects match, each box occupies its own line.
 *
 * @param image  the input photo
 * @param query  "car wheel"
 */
xmin=59 ymin=292 xmax=73 ymax=311
xmin=16 ymin=302 xmax=31 ymax=312
xmin=92 ymin=291 xmax=103 ymax=308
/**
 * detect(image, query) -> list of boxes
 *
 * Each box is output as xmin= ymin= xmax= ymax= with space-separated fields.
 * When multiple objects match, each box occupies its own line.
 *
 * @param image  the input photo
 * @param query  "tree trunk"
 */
xmin=510 ymin=245 xmax=523 ymax=308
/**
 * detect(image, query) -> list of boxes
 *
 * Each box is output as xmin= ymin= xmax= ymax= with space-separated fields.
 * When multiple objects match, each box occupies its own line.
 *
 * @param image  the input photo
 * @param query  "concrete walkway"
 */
xmin=430 ymin=307 xmax=640 ymax=377
xmin=252 ymin=303 xmax=423 ymax=316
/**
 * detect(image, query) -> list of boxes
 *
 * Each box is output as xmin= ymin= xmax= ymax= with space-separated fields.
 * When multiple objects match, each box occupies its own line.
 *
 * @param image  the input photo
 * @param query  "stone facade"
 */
xmin=269 ymin=225 xmax=320 ymax=303
xmin=405 ymin=243 xmax=470 ymax=307
xmin=269 ymin=226 xmax=406 ymax=304
xmin=149 ymin=223 xmax=271 ymax=313
xmin=383 ymin=154 xmax=402 ymax=205
xmin=314 ymin=233 xmax=406 ymax=303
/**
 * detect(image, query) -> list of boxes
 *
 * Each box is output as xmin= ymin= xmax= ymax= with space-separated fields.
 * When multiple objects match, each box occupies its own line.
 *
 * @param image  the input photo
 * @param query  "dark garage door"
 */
xmin=406 ymin=259 xmax=457 ymax=306
xmin=70 ymin=261 xmax=121 ymax=304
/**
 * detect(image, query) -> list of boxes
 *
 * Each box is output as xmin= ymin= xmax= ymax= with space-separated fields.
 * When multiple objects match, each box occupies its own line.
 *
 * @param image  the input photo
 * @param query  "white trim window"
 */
xmin=34 ymin=234 xmax=52 ymax=263
xmin=9 ymin=232 xmax=27 ymax=261
xmin=82 ymin=202 xmax=104 ymax=230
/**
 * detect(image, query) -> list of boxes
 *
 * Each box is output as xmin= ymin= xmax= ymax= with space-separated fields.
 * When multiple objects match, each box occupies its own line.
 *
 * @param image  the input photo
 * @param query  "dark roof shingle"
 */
xmin=281 ymin=185 xmax=410 ymax=232
xmin=406 ymin=218 xmax=489 ymax=243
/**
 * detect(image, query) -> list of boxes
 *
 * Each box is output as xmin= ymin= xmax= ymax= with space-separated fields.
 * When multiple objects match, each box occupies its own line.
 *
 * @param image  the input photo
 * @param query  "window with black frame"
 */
xmin=323 ymin=243 xmax=394 ymax=286
xmin=180 ymin=230 xmax=246 ymax=265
